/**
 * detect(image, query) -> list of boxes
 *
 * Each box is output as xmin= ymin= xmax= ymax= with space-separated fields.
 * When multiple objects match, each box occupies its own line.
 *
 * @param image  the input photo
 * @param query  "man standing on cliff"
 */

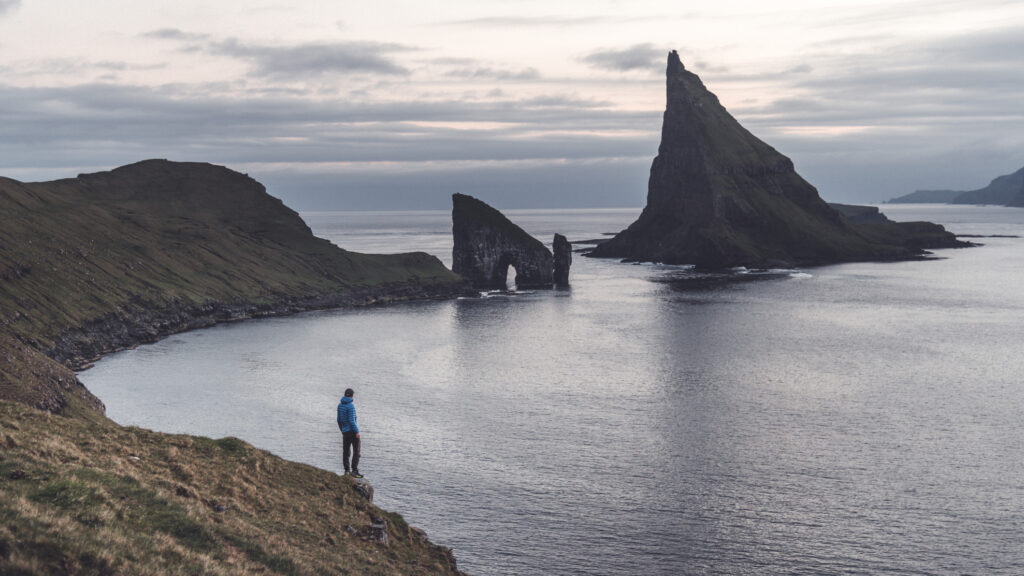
xmin=337 ymin=388 xmax=362 ymax=478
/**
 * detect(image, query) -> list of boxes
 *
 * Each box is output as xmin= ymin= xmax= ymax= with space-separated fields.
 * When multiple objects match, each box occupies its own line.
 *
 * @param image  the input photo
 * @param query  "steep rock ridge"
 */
xmin=553 ymin=234 xmax=572 ymax=287
xmin=0 ymin=160 xmax=468 ymax=413
xmin=590 ymin=51 xmax=965 ymax=268
xmin=452 ymin=193 xmax=557 ymax=289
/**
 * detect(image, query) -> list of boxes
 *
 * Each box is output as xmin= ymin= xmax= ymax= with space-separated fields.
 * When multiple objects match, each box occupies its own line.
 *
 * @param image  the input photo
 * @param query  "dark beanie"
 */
xmin=344 ymin=388 xmax=354 ymax=397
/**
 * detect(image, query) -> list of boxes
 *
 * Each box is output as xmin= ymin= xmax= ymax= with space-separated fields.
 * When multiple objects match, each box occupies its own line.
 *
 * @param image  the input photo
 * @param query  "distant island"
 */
xmin=888 ymin=165 xmax=1024 ymax=206
xmin=589 ymin=51 xmax=970 ymax=269
xmin=0 ymin=160 xmax=468 ymax=575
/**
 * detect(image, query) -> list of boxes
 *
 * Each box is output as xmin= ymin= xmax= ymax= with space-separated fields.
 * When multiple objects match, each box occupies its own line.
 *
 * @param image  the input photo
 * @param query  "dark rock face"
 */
xmin=452 ymin=193 xmax=554 ymax=289
xmin=590 ymin=51 xmax=966 ymax=268
xmin=553 ymin=234 xmax=572 ymax=287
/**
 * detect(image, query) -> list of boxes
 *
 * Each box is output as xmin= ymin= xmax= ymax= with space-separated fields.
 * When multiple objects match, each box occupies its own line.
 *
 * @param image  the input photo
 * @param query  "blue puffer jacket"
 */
xmin=337 ymin=396 xmax=359 ymax=434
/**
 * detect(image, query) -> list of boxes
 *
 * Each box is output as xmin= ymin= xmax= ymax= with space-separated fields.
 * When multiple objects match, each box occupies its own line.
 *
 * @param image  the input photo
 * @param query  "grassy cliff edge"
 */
xmin=0 ymin=160 xmax=469 ymax=575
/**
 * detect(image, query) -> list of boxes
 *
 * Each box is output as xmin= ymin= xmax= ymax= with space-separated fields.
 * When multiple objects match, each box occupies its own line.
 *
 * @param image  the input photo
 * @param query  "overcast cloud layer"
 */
xmin=0 ymin=1 xmax=1022 ymax=209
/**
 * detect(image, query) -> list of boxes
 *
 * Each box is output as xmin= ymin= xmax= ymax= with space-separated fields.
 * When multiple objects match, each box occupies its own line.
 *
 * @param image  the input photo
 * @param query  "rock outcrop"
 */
xmin=590 ymin=51 xmax=968 ymax=268
xmin=553 ymin=234 xmax=572 ymax=287
xmin=452 ymin=193 xmax=570 ymax=289
xmin=829 ymin=203 xmax=891 ymax=224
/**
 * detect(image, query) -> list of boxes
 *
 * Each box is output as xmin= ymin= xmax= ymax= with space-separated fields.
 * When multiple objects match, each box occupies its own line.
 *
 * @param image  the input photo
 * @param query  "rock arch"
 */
xmin=452 ymin=193 xmax=556 ymax=290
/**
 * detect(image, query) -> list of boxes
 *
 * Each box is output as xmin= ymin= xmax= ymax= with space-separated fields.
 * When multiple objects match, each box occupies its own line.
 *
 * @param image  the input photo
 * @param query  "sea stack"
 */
xmin=553 ymin=234 xmax=572 ymax=287
xmin=452 ymin=193 xmax=554 ymax=289
xmin=589 ymin=51 xmax=961 ymax=268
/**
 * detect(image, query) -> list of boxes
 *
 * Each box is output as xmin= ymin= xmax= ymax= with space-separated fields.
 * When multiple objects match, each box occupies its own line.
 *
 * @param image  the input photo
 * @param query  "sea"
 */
xmin=80 ymin=204 xmax=1024 ymax=575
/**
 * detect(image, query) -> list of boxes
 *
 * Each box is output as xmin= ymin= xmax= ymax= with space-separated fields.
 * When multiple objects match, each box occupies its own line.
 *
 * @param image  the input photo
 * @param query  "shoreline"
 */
xmin=58 ymin=280 xmax=473 ymax=373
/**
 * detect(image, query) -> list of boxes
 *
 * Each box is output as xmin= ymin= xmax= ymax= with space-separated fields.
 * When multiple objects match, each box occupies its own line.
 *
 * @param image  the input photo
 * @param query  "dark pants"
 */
xmin=343 ymin=431 xmax=360 ymax=473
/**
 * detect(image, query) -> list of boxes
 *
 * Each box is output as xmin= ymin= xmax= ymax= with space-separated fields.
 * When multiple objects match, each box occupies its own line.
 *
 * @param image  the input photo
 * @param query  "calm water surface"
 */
xmin=82 ymin=205 xmax=1024 ymax=575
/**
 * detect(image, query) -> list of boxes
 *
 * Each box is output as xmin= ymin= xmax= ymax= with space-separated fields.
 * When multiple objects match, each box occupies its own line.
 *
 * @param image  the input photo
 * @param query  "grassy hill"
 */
xmin=0 ymin=159 xmax=467 ymax=411
xmin=0 ymin=160 xmax=469 ymax=574
xmin=0 ymin=401 xmax=463 ymax=575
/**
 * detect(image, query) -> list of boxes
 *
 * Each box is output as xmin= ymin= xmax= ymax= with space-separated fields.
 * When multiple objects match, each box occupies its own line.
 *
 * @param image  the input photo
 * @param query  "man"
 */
xmin=337 ymin=388 xmax=362 ymax=478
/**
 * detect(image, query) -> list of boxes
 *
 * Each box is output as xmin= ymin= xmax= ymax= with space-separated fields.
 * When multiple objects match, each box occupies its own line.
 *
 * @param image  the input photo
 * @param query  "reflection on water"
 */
xmin=81 ymin=206 xmax=1024 ymax=575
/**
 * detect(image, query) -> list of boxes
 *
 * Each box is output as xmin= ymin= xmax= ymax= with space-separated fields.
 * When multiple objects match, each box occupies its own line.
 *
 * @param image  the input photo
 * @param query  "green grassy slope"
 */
xmin=0 ymin=160 xmax=461 ymax=350
xmin=0 ymin=401 xmax=464 ymax=575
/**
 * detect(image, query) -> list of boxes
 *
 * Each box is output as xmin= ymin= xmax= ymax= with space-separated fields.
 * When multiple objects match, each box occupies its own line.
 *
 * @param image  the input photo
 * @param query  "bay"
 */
xmin=81 ymin=205 xmax=1024 ymax=575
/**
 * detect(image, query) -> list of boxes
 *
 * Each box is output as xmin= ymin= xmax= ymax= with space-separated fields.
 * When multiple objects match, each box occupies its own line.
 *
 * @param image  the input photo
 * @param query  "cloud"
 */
xmin=0 ymin=81 xmax=658 ymax=175
xmin=4 ymin=15 xmax=1024 ymax=209
xmin=580 ymin=44 xmax=665 ymax=73
xmin=443 ymin=66 xmax=540 ymax=81
xmin=143 ymin=28 xmax=210 ymax=42
xmin=426 ymin=56 xmax=541 ymax=81
xmin=439 ymin=16 xmax=611 ymax=28
xmin=0 ymin=0 xmax=19 ymax=15
xmin=206 ymin=38 xmax=414 ymax=78
xmin=146 ymin=30 xmax=414 ymax=78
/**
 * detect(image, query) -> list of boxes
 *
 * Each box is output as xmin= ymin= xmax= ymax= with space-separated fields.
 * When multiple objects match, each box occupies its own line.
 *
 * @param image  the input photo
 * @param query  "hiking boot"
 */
xmin=350 ymin=471 xmax=364 ymax=479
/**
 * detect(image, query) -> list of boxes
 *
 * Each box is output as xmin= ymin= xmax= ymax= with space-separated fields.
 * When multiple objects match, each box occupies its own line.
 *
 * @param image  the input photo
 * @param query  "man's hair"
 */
xmin=344 ymin=388 xmax=354 ymax=397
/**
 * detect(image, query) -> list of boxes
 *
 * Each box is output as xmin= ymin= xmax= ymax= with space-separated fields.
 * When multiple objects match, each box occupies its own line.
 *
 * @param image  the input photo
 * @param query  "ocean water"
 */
xmin=80 ymin=205 xmax=1024 ymax=575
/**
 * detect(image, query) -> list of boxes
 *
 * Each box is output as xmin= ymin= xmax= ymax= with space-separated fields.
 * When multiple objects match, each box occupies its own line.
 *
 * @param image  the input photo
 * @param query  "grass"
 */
xmin=0 ymin=400 xmax=465 ymax=575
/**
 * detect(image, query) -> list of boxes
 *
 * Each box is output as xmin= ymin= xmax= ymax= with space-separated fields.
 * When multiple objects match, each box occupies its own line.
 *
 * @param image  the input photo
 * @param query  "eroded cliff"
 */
xmin=452 ymin=193 xmax=556 ymax=289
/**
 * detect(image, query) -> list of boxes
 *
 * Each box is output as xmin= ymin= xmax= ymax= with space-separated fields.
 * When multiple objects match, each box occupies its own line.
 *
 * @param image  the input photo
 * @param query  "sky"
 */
xmin=0 ymin=0 xmax=1022 ymax=209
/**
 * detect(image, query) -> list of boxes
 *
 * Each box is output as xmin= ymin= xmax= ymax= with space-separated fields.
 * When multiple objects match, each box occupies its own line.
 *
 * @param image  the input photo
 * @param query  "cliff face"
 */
xmin=452 ymin=193 xmax=554 ymax=289
xmin=590 ymin=51 xmax=965 ymax=268
xmin=0 ymin=160 xmax=468 ymax=413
